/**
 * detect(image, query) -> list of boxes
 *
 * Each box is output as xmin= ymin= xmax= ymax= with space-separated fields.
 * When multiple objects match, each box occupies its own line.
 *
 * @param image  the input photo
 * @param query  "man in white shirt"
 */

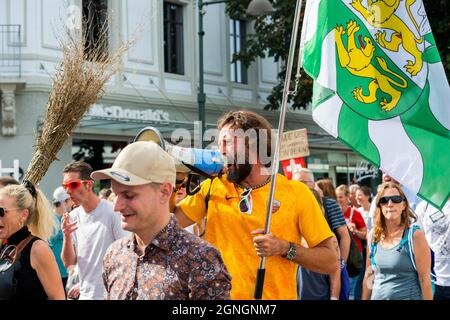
xmin=60 ymin=161 xmax=128 ymax=300
xmin=416 ymin=199 xmax=450 ymax=300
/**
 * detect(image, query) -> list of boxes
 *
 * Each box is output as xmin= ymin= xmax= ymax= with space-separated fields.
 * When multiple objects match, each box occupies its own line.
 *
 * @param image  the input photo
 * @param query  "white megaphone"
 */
xmin=133 ymin=127 xmax=224 ymax=178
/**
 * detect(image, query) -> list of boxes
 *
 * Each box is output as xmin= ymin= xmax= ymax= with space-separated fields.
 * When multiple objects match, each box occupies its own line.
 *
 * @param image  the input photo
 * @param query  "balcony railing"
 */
xmin=0 ymin=24 xmax=21 ymax=77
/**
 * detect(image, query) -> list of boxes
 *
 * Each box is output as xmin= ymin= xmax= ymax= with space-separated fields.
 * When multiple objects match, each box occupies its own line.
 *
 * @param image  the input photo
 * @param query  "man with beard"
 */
xmin=175 ymin=110 xmax=338 ymax=299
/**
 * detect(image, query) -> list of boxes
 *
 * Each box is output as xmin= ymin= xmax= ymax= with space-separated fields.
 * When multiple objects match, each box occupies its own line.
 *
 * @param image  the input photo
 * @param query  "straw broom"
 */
xmin=23 ymin=26 xmax=133 ymax=185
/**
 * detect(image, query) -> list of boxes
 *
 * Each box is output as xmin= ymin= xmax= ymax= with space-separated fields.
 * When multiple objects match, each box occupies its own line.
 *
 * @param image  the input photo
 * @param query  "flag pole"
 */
xmin=254 ymin=0 xmax=305 ymax=300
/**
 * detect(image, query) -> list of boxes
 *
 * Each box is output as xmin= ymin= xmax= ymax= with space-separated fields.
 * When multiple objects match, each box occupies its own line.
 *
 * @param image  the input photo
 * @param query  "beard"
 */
xmin=226 ymin=163 xmax=252 ymax=185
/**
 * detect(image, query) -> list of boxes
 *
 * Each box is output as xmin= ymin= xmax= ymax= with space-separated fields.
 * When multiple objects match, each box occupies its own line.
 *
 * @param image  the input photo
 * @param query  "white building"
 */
xmin=0 ymin=0 xmax=372 ymax=196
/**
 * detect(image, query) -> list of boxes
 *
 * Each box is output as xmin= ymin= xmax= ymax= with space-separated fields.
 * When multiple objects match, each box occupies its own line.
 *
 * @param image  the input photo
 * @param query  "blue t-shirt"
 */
xmin=48 ymin=215 xmax=68 ymax=278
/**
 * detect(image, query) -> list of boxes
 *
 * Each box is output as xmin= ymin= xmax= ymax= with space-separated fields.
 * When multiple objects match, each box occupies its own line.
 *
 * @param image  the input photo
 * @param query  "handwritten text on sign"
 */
xmin=280 ymin=129 xmax=310 ymax=161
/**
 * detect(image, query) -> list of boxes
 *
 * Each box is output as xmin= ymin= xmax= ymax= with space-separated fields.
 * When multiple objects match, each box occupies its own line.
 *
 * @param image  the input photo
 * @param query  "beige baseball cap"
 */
xmin=91 ymin=141 xmax=176 ymax=186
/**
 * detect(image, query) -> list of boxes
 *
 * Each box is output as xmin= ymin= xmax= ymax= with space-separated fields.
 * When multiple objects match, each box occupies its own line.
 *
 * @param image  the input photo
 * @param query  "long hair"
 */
xmin=316 ymin=179 xmax=337 ymax=199
xmin=1 ymin=184 xmax=57 ymax=241
xmin=373 ymin=182 xmax=416 ymax=243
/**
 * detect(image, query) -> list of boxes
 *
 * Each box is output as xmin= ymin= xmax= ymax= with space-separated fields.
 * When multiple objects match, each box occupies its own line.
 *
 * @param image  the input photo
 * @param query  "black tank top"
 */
xmin=6 ymin=227 xmax=48 ymax=300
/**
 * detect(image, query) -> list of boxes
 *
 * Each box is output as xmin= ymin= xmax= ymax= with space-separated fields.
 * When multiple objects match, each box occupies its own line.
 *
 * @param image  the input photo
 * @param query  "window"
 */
xmin=83 ymin=0 xmax=108 ymax=61
xmin=229 ymin=19 xmax=248 ymax=84
xmin=164 ymin=2 xmax=184 ymax=75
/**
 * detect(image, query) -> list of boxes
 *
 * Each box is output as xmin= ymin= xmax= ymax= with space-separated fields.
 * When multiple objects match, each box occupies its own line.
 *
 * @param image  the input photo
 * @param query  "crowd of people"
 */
xmin=0 ymin=110 xmax=448 ymax=300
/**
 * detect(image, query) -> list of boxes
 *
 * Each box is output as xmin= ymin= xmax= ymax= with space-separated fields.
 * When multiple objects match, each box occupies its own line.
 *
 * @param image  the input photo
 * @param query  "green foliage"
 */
xmin=226 ymin=0 xmax=449 ymax=110
xmin=424 ymin=0 xmax=450 ymax=78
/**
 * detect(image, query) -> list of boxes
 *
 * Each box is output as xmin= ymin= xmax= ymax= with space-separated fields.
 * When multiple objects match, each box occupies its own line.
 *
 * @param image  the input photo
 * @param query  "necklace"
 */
xmin=236 ymin=177 xmax=271 ymax=190
xmin=385 ymin=226 xmax=404 ymax=240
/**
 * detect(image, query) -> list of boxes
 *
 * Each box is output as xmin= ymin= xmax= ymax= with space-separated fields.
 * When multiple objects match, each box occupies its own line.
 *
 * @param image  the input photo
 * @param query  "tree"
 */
xmin=226 ymin=0 xmax=449 ymax=110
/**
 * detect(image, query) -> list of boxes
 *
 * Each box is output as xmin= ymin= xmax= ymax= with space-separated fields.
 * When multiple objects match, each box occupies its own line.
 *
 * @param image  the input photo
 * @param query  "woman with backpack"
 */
xmin=362 ymin=182 xmax=433 ymax=300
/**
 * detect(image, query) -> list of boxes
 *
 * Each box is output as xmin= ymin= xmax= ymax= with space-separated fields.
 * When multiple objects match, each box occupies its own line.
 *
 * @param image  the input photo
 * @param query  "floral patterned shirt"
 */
xmin=102 ymin=215 xmax=231 ymax=300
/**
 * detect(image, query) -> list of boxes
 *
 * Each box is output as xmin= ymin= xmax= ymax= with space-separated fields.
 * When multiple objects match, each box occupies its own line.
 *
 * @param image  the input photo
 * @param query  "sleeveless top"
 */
xmin=1 ymin=227 xmax=48 ymax=300
xmin=371 ymin=238 xmax=422 ymax=300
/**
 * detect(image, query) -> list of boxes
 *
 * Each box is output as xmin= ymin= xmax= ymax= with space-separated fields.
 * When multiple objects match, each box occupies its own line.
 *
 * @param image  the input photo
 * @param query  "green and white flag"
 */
xmin=301 ymin=0 xmax=450 ymax=209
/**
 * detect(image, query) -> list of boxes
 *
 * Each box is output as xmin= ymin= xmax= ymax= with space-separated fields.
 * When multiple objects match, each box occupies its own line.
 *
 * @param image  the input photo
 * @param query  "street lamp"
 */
xmin=197 ymin=0 xmax=274 ymax=147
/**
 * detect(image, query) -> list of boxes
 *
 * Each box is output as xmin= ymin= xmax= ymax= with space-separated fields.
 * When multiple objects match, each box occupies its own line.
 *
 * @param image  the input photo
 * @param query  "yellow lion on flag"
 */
xmin=351 ymin=0 xmax=424 ymax=76
xmin=335 ymin=20 xmax=407 ymax=111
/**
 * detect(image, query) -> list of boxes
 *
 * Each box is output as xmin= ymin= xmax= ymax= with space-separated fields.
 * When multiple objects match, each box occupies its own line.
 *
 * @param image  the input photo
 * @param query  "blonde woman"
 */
xmin=362 ymin=182 xmax=432 ymax=300
xmin=0 ymin=181 xmax=65 ymax=300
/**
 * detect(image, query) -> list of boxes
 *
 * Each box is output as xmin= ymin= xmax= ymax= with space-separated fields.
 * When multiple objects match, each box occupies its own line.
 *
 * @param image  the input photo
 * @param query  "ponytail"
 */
xmin=28 ymin=188 xmax=57 ymax=241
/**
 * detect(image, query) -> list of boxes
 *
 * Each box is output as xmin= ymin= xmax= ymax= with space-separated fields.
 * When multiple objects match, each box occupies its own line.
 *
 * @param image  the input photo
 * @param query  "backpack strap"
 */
xmin=0 ymin=234 xmax=34 ymax=266
xmin=369 ymin=241 xmax=377 ymax=271
xmin=15 ymin=235 xmax=34 ymax=255
xmin=405 ymin=224 xmax=421 ymax=271
xmin=397 ymin=228 xmax=409 ymax=252
xmin=367 ymin=230 xmax=377 ymax=271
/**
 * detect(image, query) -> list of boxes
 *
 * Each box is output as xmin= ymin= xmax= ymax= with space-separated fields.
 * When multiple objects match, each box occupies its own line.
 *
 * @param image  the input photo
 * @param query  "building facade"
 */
xmin=0 ymin=0 xmax=377 ymax=197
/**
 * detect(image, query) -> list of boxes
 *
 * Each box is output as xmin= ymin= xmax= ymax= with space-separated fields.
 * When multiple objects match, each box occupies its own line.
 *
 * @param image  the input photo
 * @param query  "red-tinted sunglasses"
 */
xmin=62 ymin=180 xmax=91 ymax=191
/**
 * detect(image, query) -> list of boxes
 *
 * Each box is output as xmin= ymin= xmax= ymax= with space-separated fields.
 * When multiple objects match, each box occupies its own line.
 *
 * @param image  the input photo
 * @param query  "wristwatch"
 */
xmin=284 ymin=242 xmax=297 ymax=261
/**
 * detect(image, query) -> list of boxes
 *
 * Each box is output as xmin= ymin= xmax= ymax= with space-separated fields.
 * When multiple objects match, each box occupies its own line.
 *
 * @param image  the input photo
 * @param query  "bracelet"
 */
xmin=330 ymin=296 xmax=338 ymax=300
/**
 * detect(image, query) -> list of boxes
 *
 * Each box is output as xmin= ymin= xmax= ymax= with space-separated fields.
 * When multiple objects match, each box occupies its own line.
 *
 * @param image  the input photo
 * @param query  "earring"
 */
xmin=19 ymin=216 xmax=26 ymax=228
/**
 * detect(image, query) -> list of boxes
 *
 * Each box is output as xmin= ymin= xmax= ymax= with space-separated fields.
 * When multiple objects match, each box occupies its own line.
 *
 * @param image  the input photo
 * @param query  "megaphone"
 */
xmin=133 ymin=127 xmax=224 ymax=195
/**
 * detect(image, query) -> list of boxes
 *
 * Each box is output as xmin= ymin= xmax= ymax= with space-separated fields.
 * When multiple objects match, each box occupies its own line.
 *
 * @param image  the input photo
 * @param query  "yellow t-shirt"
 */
xmin=179 ymin=174 xmax=333 ymax=300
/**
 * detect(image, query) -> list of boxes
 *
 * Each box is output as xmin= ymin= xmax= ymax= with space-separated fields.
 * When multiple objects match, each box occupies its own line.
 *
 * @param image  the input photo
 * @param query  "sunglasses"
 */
xmin=62 ymin=180 xmax=90 ymax=191
xmin=379 ymin=195 xmax=404 ymax=205
xmin=0 ymin=244 xmax=17 ymax=272
xmin=0 ymin=207 xmax=20 ymax=218
xmin=174 ymin=182 xmax=187 ymax=192
xmin=239 ymin=188 xmax=253 ymax=215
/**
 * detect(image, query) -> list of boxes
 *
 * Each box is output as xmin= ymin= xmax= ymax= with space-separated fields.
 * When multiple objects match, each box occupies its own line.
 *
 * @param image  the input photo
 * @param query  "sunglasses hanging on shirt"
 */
xmin=239 ymin=188 xmax=253 ymax=215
